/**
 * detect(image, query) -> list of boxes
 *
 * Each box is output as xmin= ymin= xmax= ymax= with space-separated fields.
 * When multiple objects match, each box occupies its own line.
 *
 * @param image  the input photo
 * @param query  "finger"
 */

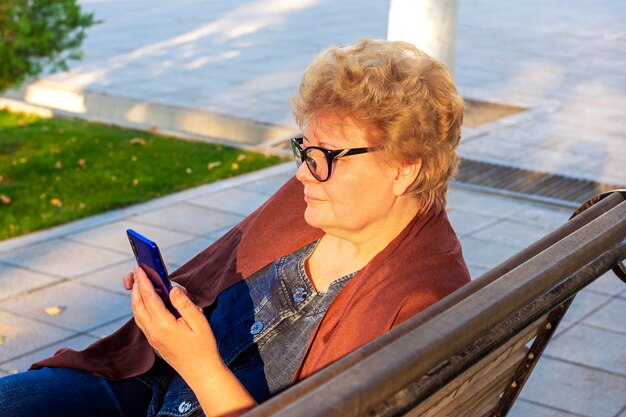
xmin=130 ymin=274 xmax=149 ymax=330
xmin=122 ymin=271 xmax=135 ymax=290
xmin=133 ymin=267 xmax=169 ymax=320
xmin=171 ymin=281 xmax=188 ymax=295
xmin=170 ymin=287 xmax=209 ymax=331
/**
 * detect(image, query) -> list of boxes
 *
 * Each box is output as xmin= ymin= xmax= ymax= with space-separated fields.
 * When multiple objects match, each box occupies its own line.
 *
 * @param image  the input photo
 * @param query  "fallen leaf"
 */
xmin=78 ymin=202 xmax=86 ymax=209
xmin=0 ymin=175 xmax=3 ymax=182
xmin=236 ymin=154 xmax=247 ymax=162
xmin=185 ymin=168 xmax=193 ymax=174
xmin=19 ymin=157 xmax=27 ymax=164
xmin=231 ymin=162 xmax=240 ymax=170
xmin=77 ymin=159 xmax=86 ymax=168
xmin=130 ymin=137 xmax=146 ymax=146
xmin=43 ymin=306 xmax=64 ymax=316
xmin=131 ymin=155 xmax=137 ymax=162
xmin=50 ymin=198 xmax=62 ymax=207
xmin=54 ymin=161 xmax=63 ymax=169
xmin=207 ymin=161 xmax=222 ymax=170
xmin=0 ymin=194 xmax=11 ymax=204
xmin=132 ymin=178 xmax=139 ymax=186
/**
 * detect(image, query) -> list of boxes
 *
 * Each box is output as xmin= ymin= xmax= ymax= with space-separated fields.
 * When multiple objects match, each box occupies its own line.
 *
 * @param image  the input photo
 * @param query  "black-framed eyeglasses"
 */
xmin=290 ymin=136 xmax=378 ymax=182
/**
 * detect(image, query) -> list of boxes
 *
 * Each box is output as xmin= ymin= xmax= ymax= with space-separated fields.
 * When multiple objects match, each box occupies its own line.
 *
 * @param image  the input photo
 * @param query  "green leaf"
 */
xmin=0 ymin=0 xmax=99 ymax=92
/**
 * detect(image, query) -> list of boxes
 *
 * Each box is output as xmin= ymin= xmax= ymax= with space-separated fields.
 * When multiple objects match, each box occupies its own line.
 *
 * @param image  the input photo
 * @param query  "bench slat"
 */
xmin=447 ymin=353 xmax=524 ymax=417
xmin=403 ymin=313 xmax=544 ymax=416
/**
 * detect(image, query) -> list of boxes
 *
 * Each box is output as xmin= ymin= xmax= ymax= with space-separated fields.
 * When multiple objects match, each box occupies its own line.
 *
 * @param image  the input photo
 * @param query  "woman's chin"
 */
xmin=303 ymin=207 xmax=328 ymax=230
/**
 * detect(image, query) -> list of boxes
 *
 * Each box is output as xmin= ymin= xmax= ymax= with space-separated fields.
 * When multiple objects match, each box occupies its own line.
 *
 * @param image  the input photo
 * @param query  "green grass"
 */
xmin=0 ymin=109 xmax=286 ymax=240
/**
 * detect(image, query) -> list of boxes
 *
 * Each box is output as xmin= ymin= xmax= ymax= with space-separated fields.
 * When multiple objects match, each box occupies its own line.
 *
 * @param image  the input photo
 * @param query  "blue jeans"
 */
xmin=0 ymin=360 xmax=202 ymax=417
xmin=0 ymin=367 xmax=152 ymax=417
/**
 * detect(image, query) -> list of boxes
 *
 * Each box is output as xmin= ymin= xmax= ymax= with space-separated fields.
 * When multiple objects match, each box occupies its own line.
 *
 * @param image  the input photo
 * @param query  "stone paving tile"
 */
xmin=68 ymin=219 xmax=196 ymax=252
xmin=188 ymin=187 xmax=270 ymax=217
xmin=518 ymin=356 xmax=626 ymax=417
xmin=0 ymin=238 xmax=130 ymax=278
xmin=585 ymin=271 xmax=626 ymax=298
xmin=582 ymin=297 xmax=626 ymax=334
xmin=447 ymin=188 xmax=529 ymax=219
xmin=546 ymin=324 xmax=626 ymax=375
xmin=458 ymin=137 xmax=531 ymax=164
xmin=0 ymin=310 xmax=75 ymax=365
xmin=0 ymin=281 xmax=131 ymax=333
xmin=556 ymin=289 xmax=612 ymax=330
xmin=72 ymin=259 xmax=137 ymax=295
xmin=165 ymin=236 xmax=217 ymax=269
xmin=457 ymin=236 xmax=520 ymax=270
xmin=86 ymin=315 xmax=133 ymax=339
xmin=130 ymin=202 xmax=244 ymax=236
xmin=0 ymin=264 xmax=61 ymax=302
xmin=446 ymin=208 xmax=499 ymax=236
xmin=508 ymin=399 xmax=584 ymax=417
xmin=466 ymin=264 xmax=489 ymax=280
xmin=514 ymin=148 xmax=611 ymax=182
xmin=506 ymin=203 xmax=571 ymax=230
xmin=471 ymin=219 xmax=550 ymax=249
xmin=238 ymin=172 xmax=294 ymax=195
xmin=0 ymin=335 xmax=98 ymax=374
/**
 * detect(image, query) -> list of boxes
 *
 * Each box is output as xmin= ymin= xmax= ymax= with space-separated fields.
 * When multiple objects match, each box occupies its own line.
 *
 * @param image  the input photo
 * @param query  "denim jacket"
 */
xmin=142 ymin=241 xmax=354 ymax=417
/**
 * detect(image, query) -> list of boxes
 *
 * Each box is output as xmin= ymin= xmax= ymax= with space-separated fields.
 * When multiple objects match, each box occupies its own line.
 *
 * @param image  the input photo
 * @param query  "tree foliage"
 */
xmin=0 ymin=0 xmax=97 ymax=93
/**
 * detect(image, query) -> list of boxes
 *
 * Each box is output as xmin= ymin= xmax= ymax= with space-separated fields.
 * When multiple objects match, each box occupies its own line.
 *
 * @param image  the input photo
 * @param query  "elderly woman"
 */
xmin=0 ymin=39 xmax=469 ymax=417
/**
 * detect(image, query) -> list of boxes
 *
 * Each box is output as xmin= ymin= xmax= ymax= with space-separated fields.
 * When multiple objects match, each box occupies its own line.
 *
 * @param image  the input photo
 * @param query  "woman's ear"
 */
xmin=392 ymin=159 xmax=422 ymax=196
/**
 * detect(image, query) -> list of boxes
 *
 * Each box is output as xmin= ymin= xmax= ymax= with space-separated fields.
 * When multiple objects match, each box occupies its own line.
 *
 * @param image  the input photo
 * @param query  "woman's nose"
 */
xmin=295 ymin=160 xmax=315 ymax=183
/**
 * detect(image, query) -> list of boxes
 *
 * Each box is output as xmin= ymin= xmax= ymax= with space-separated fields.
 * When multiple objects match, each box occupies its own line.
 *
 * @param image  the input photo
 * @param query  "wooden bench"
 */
xmin=243 ymin=190 xmax=626 ymax=417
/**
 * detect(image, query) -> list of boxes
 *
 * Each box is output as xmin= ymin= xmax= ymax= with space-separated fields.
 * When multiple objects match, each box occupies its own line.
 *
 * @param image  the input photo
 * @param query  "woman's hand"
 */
xmin=128 ymin=267 xmax=219 ymax=378
xmin=126 ymin=267 xmax=256 ymax=416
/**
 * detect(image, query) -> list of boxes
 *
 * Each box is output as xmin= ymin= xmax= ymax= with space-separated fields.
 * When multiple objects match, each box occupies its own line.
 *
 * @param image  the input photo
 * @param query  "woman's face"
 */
xmin=295 ymin=113 xmax=401 ymax=239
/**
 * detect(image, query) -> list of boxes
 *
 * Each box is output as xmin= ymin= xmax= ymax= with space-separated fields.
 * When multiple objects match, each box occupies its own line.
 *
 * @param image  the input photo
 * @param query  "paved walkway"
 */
xmin=5 ymin=0 xmax=626 ymax=185
xmin=1 ymin=1 xmax=625 ymax=416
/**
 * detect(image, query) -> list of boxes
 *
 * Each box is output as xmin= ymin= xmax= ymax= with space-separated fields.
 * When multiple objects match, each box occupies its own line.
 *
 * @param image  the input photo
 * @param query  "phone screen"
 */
xmin=127 ymin=229 xmax=181 ymax=317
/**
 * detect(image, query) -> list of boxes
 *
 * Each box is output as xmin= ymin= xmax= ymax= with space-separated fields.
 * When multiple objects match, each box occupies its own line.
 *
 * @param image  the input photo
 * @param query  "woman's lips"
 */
xmin=304 ymin=193 xmax=323 ymax=204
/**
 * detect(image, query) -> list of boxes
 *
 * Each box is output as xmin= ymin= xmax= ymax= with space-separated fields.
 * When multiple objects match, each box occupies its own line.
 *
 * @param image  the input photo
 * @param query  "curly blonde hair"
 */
xmin=291 ymin=38 xmax=464 ymax=214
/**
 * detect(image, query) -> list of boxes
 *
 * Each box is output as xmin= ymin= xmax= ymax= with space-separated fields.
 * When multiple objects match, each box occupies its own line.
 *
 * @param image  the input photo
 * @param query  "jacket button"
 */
xmin=293 ymin=287 xmax=308 ymax=302
xmin=178 ymin=401 xmax=192 ymax=413
xmin=250 ymin=321 xmax=264 ymax=335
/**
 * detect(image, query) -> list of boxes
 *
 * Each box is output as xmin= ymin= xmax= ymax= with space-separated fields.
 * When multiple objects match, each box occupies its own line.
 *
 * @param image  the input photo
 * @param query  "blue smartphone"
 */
xmin=126 ymin=229 xmax=181 ymax=318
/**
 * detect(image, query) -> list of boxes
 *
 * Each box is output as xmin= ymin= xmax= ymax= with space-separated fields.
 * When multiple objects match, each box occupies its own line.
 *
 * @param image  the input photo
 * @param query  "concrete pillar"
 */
xmin=387 ymin=0 xmax=458 ymax=75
